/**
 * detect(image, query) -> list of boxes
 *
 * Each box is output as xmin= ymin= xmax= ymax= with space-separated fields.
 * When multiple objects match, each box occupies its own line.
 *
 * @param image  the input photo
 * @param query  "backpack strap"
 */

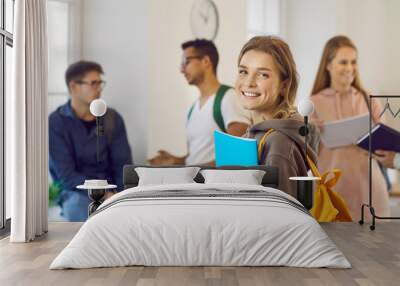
xmin=187 ymin=84 xmax=232 ymax=133
xmin=187 ymin=104 xmax=195 ymax=121
xmin=258 ymin=128 xmax=275 ymax=164
xmin=257 ymin=128 xmax=319 ymax=177
xmin=103 ymin=108 xmax=116 ymax=145
xmin=213 ymin=84 xmax=232 ymax=132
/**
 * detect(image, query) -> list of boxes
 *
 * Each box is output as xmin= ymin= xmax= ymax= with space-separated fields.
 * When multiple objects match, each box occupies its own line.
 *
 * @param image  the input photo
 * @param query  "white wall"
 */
xmin=282 ymin=0 xmax=337 ymax=102
xmin=282 ymin=0 xmax=400 ymax=102
xmin=335 ymin=0 xmax=400 ymax=95
xmin=47 ymin=0 xmax=82 ymax=115
xmin=147 ymin=0 xmax=248 ymax=158
xmin=82 ymin=0 xmax=149 ymax=164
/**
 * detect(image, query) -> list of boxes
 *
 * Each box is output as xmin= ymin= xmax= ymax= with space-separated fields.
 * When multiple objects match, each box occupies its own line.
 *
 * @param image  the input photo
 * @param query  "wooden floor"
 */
xmin=1 ymin=222 xmax=400 ymax=286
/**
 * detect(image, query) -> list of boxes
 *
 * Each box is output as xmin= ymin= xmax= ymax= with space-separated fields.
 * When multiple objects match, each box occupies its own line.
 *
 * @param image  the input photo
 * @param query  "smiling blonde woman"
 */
xmin=310 ymin=35 xmax=389 ymax=221
xmin=235 ymin=36 xmax=319 ymax=198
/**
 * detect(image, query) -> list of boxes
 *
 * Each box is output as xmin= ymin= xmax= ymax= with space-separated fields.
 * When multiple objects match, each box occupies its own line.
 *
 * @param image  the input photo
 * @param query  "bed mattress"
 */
xmin=50 ymin=183 xmax=351 ymax=269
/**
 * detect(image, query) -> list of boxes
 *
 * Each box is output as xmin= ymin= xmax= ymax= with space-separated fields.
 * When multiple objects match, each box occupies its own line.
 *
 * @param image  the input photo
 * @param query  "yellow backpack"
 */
xmin=258 ymin=129 xmax=352 ymax=222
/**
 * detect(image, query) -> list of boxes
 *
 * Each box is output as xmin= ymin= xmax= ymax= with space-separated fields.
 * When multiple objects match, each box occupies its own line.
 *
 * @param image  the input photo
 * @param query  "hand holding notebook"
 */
xmin=319 ymin=111 xmax=400 ymax=153
xmin=356 ymin=123 xmax=400 ymax=153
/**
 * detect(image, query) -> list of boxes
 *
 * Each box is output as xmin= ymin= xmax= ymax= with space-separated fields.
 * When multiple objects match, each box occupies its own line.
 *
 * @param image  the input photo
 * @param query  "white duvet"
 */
xmin=50 ymin=183 xmax=351 ymax=269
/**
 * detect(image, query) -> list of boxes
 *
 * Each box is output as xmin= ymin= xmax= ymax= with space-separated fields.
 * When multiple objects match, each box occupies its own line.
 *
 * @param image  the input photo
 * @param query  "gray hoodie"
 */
xmin=246 ymin=113 xmax=319 ymax=198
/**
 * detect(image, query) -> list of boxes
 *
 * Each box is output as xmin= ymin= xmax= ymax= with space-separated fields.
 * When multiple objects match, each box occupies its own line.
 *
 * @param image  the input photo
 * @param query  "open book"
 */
xmin=321 ymin=113 xmax=400 ymax=152
xmin=214 ymin=130 xmax=258 ymax=166
xmin=357 ymin=123 xmax=400 ymax=153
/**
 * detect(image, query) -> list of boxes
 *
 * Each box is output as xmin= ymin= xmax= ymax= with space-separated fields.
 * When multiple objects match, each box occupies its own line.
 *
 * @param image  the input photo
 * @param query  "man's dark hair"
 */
xmin=65 ymin=60 xmax=104 ymax=89
xmin=181 ymin=39 xmax=219 ymax=74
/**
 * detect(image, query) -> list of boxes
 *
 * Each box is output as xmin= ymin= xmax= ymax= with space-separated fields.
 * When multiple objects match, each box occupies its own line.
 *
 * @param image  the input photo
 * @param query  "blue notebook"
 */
xmin=214 ymin=130 xmax=258 ymax=167
xmin=357 ymin=123 xmax=400 ymax=153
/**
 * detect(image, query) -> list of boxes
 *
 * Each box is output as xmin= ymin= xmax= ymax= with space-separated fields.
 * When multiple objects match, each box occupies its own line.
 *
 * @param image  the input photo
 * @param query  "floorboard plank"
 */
xmin=1 ymin=222 xmax=400 ymax=285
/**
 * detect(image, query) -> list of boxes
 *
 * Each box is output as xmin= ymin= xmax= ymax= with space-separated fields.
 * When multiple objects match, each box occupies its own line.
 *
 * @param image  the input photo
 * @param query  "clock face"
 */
xmin=190 ymin=0 xmax=219 ymax=40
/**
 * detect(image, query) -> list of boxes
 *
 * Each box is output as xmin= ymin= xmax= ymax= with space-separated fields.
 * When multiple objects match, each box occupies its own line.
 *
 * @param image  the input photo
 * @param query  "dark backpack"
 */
xmin=187 ymin=84 xmax=232 ymax=133
xmin=103 ymin=108 xmax=116 ymax=144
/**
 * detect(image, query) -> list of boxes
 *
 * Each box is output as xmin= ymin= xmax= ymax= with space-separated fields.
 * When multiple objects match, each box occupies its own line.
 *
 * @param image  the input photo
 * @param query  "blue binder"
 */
xmin=214 ymin=130 xmax=258 ymax=167
xmin=357 ymin=123 xmax=400 ymax=153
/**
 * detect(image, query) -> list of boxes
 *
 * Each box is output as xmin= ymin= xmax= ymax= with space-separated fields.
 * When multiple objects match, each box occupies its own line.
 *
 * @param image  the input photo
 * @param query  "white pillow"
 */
xmin=200 ymin=169 xmax=266 ymax=185
xmin=135 ymin=167 xmax=201 ymax=186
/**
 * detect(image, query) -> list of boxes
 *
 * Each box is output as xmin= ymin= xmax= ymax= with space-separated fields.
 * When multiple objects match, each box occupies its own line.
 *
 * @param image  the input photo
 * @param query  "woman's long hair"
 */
xmin=237 ymin=36 xmax=298 ymax=119
xmin=311 ymin=35 xmax=368 ymax=99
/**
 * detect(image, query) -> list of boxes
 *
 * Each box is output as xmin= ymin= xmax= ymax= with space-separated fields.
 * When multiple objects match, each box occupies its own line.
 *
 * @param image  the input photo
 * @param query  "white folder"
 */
xmin=320 ymin=113 xmax=370 ymax=149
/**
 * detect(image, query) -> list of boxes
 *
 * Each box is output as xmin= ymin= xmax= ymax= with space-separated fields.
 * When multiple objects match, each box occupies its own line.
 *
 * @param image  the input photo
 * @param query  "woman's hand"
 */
xmin=374 ymin=150 xmax=396 ymax=168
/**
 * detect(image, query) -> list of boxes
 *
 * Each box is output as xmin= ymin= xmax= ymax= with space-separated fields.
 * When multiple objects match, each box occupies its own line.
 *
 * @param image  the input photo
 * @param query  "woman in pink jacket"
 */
xmin=310 ymin=35 xmax=390 ymax=221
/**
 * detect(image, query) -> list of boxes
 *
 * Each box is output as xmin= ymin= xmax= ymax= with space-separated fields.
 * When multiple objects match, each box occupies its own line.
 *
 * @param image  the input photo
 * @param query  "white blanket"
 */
xmin=50 ymin=183 xmax=351 ymax=269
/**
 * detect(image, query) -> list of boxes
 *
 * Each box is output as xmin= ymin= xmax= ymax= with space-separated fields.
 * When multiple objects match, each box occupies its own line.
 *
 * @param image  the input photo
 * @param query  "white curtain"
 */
xmin=9 ymin=0 xmax=48 ymax=242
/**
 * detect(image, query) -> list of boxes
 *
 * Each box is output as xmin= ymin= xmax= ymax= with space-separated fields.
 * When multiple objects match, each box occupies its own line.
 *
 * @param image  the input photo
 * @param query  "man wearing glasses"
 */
xmin=149 ymin=39 xmax=250 ymax=166
xmin=49 ymin=61 xmax=132 ymax=221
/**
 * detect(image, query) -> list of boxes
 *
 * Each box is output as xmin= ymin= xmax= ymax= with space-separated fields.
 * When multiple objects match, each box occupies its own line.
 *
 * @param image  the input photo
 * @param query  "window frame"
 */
xmin=1 ymin=0 xmax=14 ymax=232
xmin=47 ymin=0 xmax=81 ymax=98
xmin=247 ymin=0 xmax=281 ymax=38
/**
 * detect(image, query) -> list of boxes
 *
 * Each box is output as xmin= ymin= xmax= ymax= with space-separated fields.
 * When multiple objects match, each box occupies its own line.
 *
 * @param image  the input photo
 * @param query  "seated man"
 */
xmin=49 ymin=61 xmax=133 ymax=221
xmin=149 ymin=39 xmax=251 ymax=166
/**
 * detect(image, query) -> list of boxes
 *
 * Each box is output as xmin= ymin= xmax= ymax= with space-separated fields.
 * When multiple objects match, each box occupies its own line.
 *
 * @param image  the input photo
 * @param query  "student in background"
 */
xmin=235 ymin=36 xmax=319 ymax=198
xmin=149 ymin=39 xmax=251 ymax=166
xmin=310 ymin=35 xmax=389 ymax=220
xmin=49 ymin=61 xmax=133 ymax=222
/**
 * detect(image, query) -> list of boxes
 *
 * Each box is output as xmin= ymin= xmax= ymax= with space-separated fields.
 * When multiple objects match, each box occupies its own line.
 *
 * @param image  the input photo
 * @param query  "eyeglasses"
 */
xmin=181 ymin=55 xmax=203 ymax=67
xmin=75 ymin=80 xmax=106 ymax=89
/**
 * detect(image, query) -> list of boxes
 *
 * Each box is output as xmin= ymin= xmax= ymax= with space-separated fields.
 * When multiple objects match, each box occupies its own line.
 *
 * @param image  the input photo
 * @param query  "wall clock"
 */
xmin=190 ymin=0 xmax=219 ymax=40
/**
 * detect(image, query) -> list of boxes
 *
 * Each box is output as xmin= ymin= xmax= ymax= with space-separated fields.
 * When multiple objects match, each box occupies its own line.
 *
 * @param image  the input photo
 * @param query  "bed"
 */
xmin=50 ymin=165 xmax=350 ymax=269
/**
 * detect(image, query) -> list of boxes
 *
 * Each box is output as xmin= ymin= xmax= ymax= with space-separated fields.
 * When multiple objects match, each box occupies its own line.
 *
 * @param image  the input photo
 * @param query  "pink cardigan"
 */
xmin=310 ymin=87 xmax=390 ymax=221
